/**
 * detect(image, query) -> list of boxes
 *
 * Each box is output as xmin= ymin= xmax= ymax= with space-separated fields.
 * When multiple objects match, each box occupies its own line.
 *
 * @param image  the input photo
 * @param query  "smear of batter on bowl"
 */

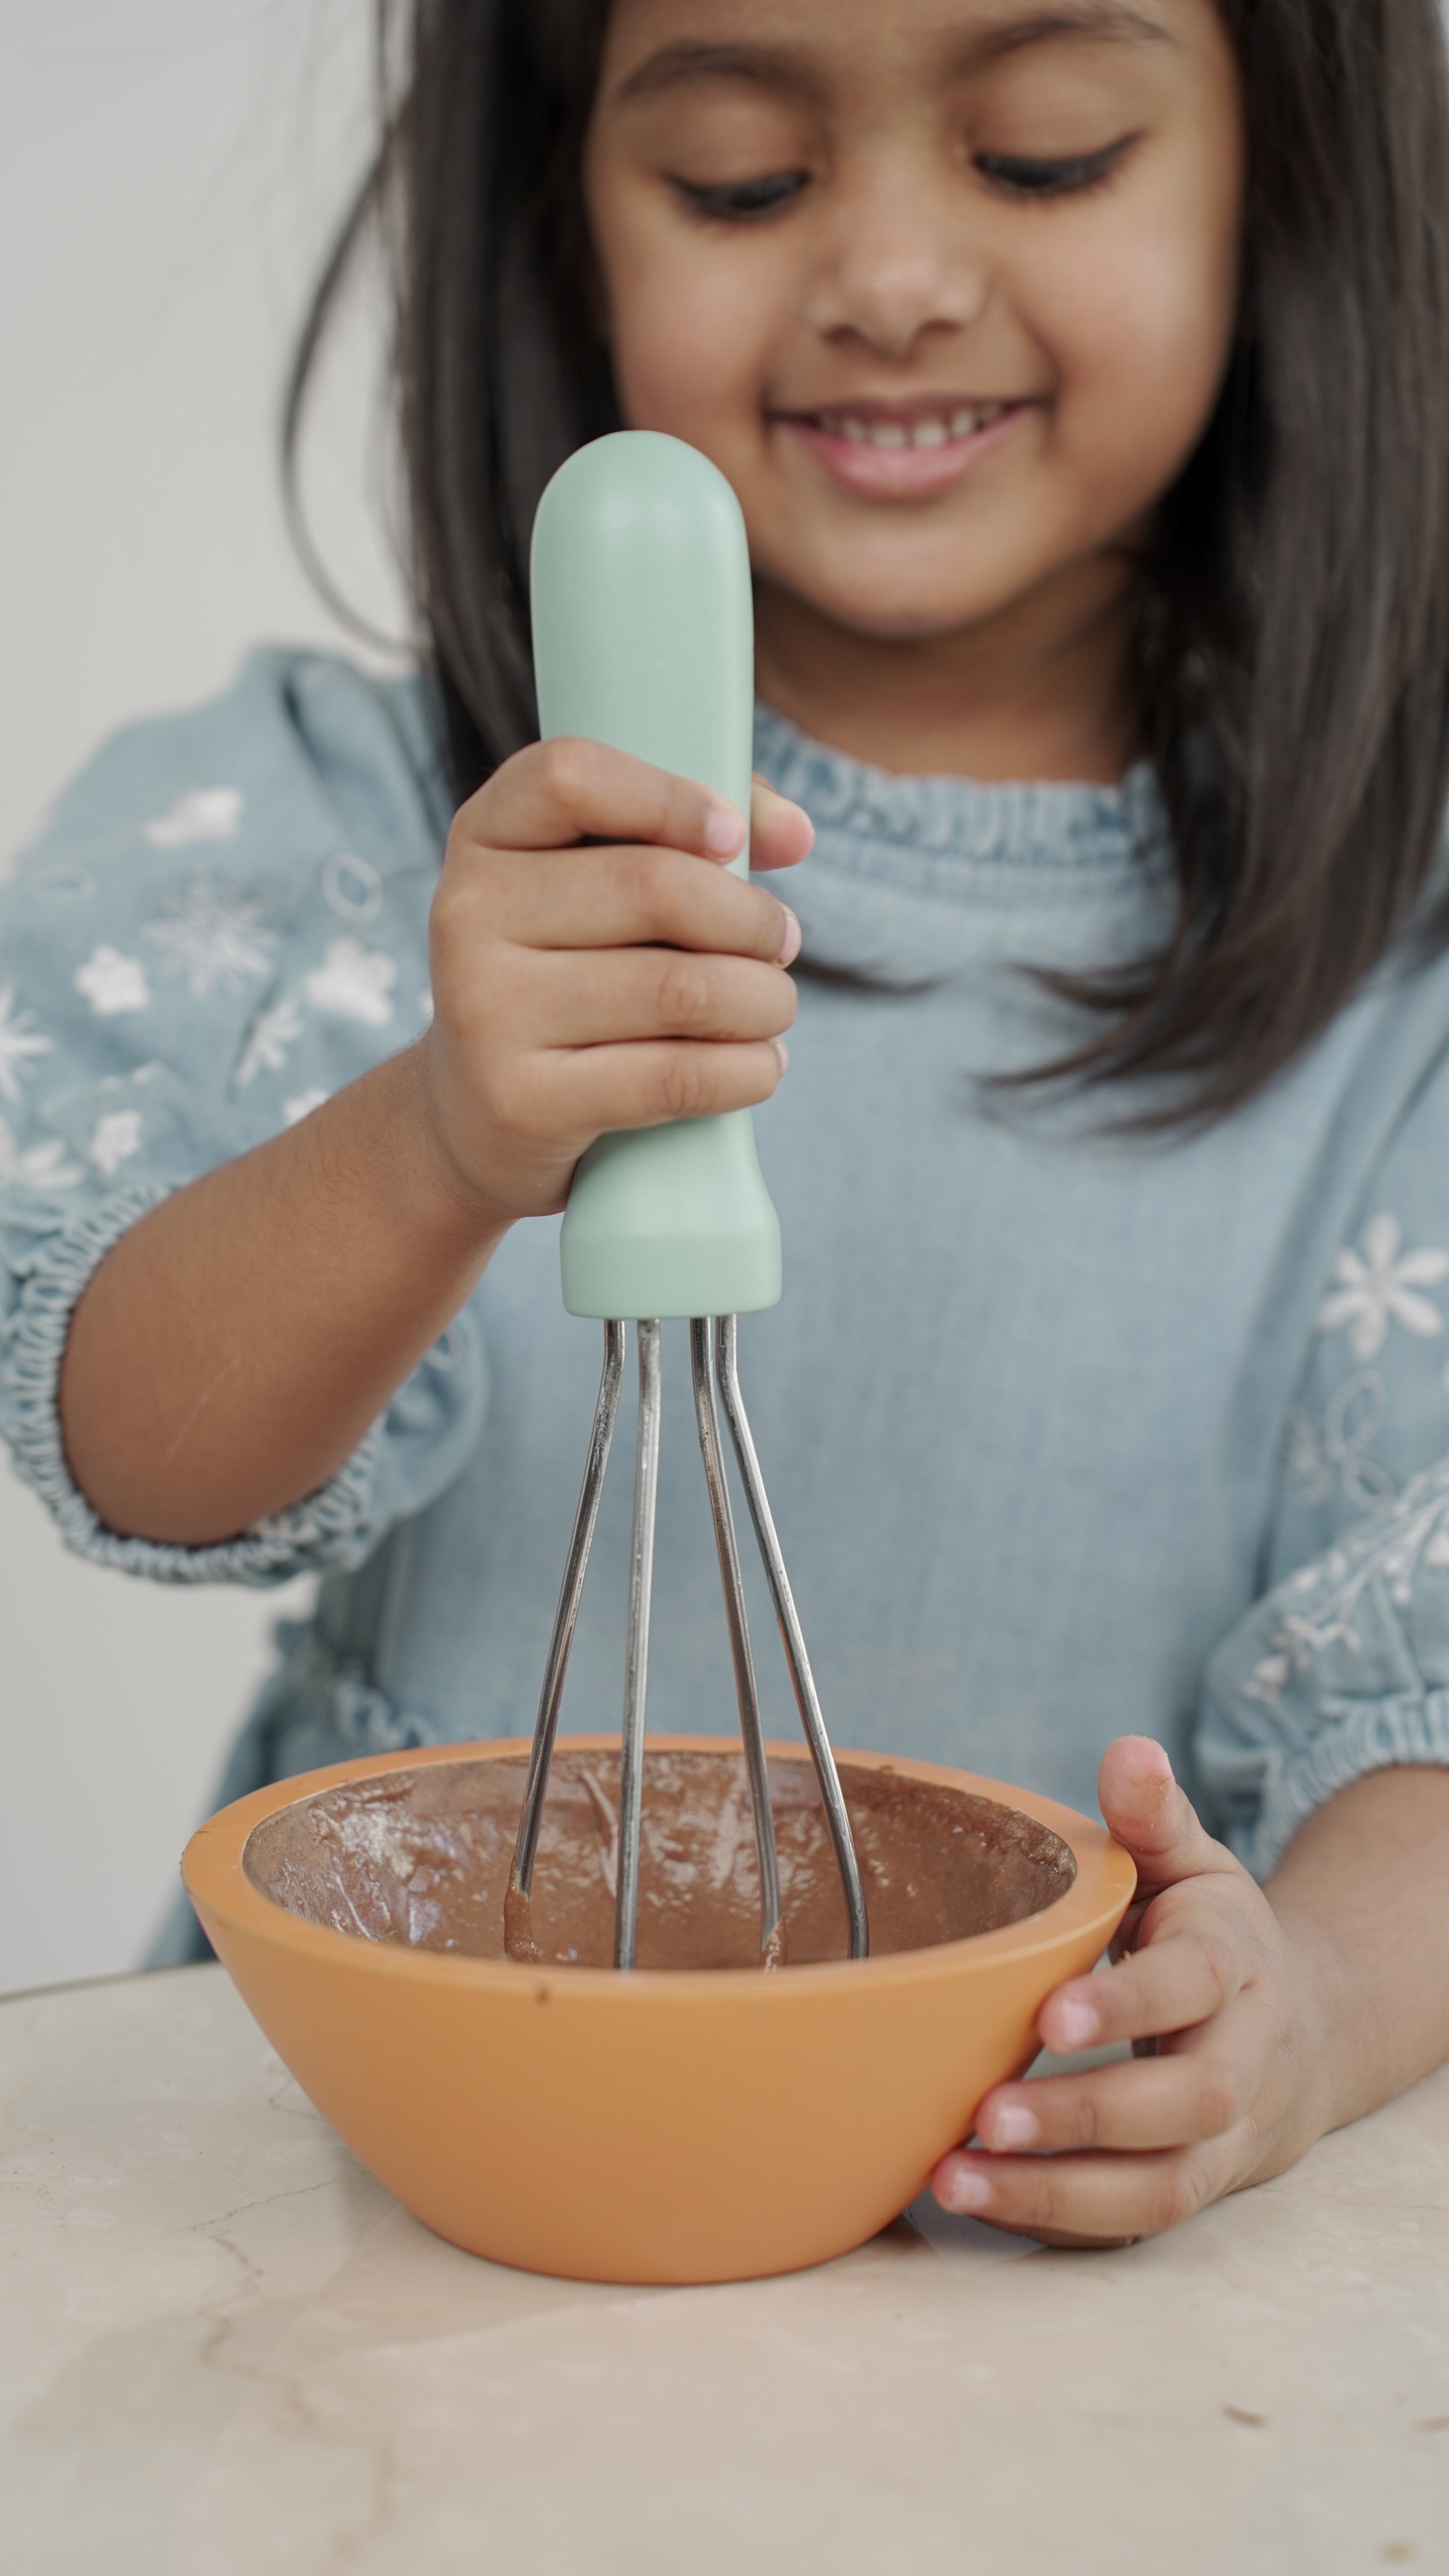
xmin=245 ymin=1748 xmax=1077 ymax=1972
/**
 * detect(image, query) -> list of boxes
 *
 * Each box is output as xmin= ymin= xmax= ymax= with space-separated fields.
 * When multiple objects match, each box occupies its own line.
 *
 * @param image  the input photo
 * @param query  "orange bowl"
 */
xmin=183 ymin=1735 xmax=1134 ymax=2285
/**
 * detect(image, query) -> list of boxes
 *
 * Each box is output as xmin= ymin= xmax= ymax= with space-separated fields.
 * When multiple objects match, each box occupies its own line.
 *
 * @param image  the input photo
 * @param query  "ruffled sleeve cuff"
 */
xmin=1195 ymin=1457 xmax=1449 ymax=1877
xmin=0 ymin=1179 xmax=390 ymax=1587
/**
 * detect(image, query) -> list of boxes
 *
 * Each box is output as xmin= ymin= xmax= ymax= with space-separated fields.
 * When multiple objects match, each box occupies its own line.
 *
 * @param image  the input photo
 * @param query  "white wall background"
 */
xmin=0 ymin=1 xmax=409 ymax=1992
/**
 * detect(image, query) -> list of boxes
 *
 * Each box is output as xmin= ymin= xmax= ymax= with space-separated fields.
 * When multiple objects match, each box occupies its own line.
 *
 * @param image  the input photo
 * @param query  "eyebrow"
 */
xmin=612 ymin=10 xmax=1176 ymax=108
xmin=963 ymin=7 xmax=1176 ymax=62
xmin=614 ymin=42 xmax=828 ymax=108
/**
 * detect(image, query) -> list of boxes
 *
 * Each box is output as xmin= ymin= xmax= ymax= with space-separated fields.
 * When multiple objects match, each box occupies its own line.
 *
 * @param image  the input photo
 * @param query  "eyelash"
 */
xmin=672 ymin=137 xmax=1134 ymax=227
xmin=974 ymin=141 xmax=1134 ymax=200
xmin=673 ymin=171 xmax=810 ymax=223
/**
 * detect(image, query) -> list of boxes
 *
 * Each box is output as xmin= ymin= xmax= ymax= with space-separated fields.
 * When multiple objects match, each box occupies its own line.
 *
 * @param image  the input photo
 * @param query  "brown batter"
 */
xmin=244 ymin=1748 xmax=1076 ymax=1971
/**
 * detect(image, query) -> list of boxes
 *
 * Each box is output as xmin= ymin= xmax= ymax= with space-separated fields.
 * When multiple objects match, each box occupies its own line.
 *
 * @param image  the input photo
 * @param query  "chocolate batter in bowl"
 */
xmin=185 ymin=1738 xmax=1135 ymax=2284
xmin=243 ymin=1747 xmax=1077 ymax=1970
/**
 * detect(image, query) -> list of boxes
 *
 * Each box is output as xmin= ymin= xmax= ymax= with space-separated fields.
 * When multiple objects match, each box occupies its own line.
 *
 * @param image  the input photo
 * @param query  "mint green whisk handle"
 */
xmin=529 ymin=430 xmax=782 ymax=1321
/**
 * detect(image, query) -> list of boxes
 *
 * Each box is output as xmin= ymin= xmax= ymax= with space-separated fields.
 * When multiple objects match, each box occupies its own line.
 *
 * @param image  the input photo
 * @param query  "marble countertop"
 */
xmin=2 ymin=1964 xmax=1446 ymax=2573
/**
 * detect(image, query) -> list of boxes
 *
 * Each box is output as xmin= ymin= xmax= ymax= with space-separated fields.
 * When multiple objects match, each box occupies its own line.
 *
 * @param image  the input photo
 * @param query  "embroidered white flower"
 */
xmin=145 ymin=787 xmax=243 ymax=848
xmin=321 ymin=851 xmax=382 ymax=924
xmin=1315 ymin=1213 xmax=1449 ymax=1362
xmin=1284 ymin=1369 xmax=1394 ymax=1516
xmin=1241 ymin=1467 xmax=1449 ymax=1712
xmin=283 ymin=1087 xmax=330 ymax=1127
xmin=0 ymin=985 xmax=52 ymax=1103
xmin=236 ymin=996 xmax=303 ymax=1086
xmin=74 ymin=945 xmax=151 ymax=1016
xmin=303 ymin=937 xmax=396 ymax=1028
xmin=1243 ymin=1650 xmax=1293 ymax=1706
xmin=144 ymin=877 xmax=274 ymax=999
xmin=0 ymin=1117 xmax=82 ymax=1191
xmin=88 ymin=1109 xmax=144 ymax=1177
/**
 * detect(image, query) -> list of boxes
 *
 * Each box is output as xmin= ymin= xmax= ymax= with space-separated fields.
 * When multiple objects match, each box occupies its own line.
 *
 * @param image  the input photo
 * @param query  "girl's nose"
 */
xmin=803 ymin=167 xmax=993 ymax=361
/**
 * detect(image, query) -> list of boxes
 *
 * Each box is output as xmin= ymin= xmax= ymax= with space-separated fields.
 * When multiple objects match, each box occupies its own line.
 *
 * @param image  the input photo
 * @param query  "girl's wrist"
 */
xmin=381 ymin=1039 xmax=518 ymax=1261
xmin=1266 ymin=1897 xmax=1362 ymax=2153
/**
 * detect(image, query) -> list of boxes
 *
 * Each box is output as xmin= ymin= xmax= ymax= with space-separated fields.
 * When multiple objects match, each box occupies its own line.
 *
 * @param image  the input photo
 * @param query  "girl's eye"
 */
xmin=974 ymin=140 xmax=1133 ymax=200
xmin=671 ymin=170 xmax=810 ymax=224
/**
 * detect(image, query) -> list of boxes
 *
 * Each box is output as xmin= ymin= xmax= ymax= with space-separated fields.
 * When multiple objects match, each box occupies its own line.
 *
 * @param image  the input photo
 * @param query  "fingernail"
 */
xmin=778 ymin=907 xmax=802 ymax=966
xmin=1054 ymin=1999 xmax=1100 ymax=2050
xmin=942 ymin=2163 xmax=993 ymax=2213
xmin=984 ymin=2102 xmax=1038 ymax=2150
xmin=705 ymin=805 xmax=747 ymax=857
xmin=772 ymin=1039 xmax=790 ymax=1075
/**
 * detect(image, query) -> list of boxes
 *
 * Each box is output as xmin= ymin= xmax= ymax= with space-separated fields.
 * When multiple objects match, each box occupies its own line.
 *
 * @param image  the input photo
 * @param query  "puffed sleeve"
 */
xmin=0 ymin=647 xmax=486 ymax=1585
xmin=1196 ymin=1027 xmax=1449 ymax=1875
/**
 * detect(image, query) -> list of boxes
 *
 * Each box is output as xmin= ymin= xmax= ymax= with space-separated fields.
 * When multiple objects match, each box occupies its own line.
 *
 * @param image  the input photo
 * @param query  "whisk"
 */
xmin=505 ymin=431 xmax=868 ymax=1973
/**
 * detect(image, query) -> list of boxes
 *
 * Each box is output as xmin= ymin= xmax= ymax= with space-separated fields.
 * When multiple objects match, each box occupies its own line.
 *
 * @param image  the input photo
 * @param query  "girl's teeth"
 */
xmin=816 ymin=406 xmax=1005 ymax=449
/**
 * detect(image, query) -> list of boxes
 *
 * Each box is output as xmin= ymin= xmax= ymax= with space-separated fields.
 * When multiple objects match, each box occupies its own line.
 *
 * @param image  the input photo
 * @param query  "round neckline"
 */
xmin=753 ymin=701 xmax=1167 ymax=880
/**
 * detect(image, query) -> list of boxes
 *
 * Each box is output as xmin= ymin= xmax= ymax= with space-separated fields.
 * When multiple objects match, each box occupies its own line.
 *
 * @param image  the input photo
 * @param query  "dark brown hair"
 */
xmin=285 ymin=0 xmax=1449 ymax=1126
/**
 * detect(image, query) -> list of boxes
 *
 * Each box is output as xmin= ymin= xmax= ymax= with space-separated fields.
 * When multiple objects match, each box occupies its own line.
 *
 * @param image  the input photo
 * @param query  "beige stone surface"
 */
xmin=2 ymin=1963 xmax=1446 ymax=2573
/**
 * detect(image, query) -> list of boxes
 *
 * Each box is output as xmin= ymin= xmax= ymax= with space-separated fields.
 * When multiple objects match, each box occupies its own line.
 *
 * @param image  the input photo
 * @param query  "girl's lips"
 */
xmin=777 ymin=401 xmax=1032 ymax=500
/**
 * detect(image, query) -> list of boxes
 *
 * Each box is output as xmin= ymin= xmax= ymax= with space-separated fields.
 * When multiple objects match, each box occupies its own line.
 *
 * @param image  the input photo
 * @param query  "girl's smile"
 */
xmin=585 ymin=0 xmax=1244 ymax=781
xmin=773 ymin=392 xmax=1037 ymax=501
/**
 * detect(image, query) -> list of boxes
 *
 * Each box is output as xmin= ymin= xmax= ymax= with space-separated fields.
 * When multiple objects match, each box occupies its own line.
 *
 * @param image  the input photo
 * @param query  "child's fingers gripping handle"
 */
xmin=530 ymin=431 xmax=782 ymax=1321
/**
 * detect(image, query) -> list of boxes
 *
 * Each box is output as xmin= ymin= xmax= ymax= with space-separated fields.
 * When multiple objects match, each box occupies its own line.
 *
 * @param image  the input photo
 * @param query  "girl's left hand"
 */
xmin=930 ymin=1736 xmax=1337 ymax=2246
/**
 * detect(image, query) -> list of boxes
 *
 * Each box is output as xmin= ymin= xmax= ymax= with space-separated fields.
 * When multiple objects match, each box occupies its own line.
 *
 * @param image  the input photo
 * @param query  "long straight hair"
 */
xmin=284 ymin=0 xmax=1449 ymax=1127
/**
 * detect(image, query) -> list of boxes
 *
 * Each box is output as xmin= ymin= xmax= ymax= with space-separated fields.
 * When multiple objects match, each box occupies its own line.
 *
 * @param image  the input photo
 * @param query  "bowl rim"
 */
xmin=183 ymin=1735 xmax=1137 ymax=1997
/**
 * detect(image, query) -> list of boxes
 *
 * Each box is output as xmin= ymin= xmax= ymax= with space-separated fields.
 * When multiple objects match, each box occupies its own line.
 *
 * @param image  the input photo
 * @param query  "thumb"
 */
xmin=1097 ymin=1735 xmax=1235 ymax=1896
xmin=748 ymin=775 xmax=815 ymax=872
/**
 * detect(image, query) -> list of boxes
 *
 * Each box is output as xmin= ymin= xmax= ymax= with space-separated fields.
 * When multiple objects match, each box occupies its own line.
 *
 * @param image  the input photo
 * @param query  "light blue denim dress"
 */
xmin=4 ymin=649 xmax=1449 ymax=1959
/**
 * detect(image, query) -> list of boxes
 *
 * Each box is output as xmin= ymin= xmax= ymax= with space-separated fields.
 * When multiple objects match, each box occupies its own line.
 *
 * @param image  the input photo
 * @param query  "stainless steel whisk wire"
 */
xmin=690 ymin=1317 xmax=783 ymax=1967
xmin=508 ymin=1317 xmax=869 ymax=1970
xmin=504 ymin=1319 xmax=624 ymax=1956
xmin=713 ymin=1316 xmax=868 ymax=1961
xmin=616 ymin=1318 xmax=662 ymax=1968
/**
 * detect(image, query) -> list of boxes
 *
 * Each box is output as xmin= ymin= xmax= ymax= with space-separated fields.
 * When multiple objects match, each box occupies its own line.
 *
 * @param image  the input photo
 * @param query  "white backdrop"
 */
xmin=0 ymin=0 xmax=410 ymax=1991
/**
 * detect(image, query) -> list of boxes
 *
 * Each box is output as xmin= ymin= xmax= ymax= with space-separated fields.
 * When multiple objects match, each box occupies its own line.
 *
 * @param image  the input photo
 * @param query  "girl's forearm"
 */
xmin=1266 ymin=1765 xmax=1449 ymax=2137
xmin=59 ymin=1042 xmax=509 ymax=1546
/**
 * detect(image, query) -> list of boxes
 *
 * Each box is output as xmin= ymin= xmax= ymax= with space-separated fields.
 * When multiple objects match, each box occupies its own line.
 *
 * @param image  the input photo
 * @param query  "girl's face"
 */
xmin=584 ymin=0 xmax=1243 ymax=654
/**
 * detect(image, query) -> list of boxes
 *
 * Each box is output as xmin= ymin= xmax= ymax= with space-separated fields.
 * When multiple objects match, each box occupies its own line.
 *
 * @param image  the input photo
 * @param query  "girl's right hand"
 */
xmin=420 ymin=739 xmax=812 ymax=1227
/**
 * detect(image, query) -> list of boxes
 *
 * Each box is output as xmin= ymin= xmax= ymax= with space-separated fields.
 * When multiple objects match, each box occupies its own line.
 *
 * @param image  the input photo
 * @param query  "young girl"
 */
xmin=5 ymin=0 xmax=1449 ymax=2248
